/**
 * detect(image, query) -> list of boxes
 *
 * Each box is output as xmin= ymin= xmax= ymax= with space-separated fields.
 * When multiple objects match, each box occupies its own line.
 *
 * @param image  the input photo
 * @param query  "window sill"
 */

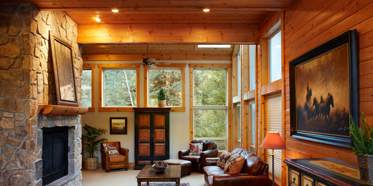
xmin=99 ymin=107 xmax=137 ymax=112
xmin=144 ymin=106 xmax=185 ymax=112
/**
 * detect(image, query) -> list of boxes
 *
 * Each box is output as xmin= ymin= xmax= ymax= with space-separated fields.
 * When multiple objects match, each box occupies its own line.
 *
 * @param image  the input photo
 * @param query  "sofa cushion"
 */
xmin=180 ymin=155 xmax=200 ymax=163
xmin=109 ymin=154 xmax=126 ymax=163
xmin=224 ymin=153 xmax=245 ymax=174
xmin=244 ymin=156 xmax=266 ymax=175
xmin=216 ymin=152 xmax=232 ymax=169
xmin=189 ymin=143 xmax=203 ymax=155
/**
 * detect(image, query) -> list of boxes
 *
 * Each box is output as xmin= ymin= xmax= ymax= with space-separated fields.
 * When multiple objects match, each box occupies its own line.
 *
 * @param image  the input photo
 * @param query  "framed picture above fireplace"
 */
xmin=289 ymin=30 xmax=359 ymax=148
xmin=49 ymin=31 xmax=78 ymax=106
xmin=110 ymin=117 xmax=128 ymax=135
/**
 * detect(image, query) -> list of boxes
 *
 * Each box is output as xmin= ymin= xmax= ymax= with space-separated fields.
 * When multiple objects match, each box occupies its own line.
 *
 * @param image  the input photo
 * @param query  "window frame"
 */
xmin=189 ymin=64 xmax=232 ymax=151
xmin=144 ymin=63 xmax=186 ymax=111
xmin=82 ymin=63 xmax=95 ymax=112
xmin=98 ymin=63 xmax=140 ymax=112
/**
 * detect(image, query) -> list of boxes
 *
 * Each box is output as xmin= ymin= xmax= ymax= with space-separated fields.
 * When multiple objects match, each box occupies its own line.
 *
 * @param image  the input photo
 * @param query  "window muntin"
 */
xmin=81 ymin=68 xmax=92 ymax=108
xmin=103 ymin=69 xmax=137 ymax=107
xmin=193 ymin=68 xmax=227 ymax=150
xmin=147 ymin=68 xmax=182 ymax=107
xmin=249 ymin=45 xmax=256 ymax=90
xmin=269 ymin=31 xmax=282 ymax=83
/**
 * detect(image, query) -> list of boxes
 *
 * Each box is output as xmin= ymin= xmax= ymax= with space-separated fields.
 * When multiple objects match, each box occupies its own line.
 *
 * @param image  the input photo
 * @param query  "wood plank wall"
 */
xmin=256 ymin=0 xmax=373 ymax=184
xmin=283 ymin=0 xmax=373 ymax=165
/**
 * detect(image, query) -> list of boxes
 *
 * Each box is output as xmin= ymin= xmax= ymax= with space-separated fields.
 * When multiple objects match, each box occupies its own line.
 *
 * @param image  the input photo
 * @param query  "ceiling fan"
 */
xmin=142 ymin=45 xmax=170 ymax=68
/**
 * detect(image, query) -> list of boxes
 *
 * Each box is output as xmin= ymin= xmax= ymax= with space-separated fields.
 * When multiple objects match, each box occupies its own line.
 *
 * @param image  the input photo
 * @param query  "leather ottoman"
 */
xmin=163 ymin=159 xmax=192 ymax=177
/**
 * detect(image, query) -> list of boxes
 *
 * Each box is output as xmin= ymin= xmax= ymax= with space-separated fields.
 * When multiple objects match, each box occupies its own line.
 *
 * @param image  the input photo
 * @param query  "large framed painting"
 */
xmin=50 ymin=31 xmax=78 ymax=106
xmin=110 ymin=117 xmax=127 ymax=135
xmin=289 ymin=30 xmax=359 ymax=148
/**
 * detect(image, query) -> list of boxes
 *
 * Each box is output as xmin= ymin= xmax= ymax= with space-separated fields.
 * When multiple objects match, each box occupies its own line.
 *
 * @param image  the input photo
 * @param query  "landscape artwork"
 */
xmin=295 ymin=44 xmax=349 ymax=137
xmin=110 ymin=118 xmax=127 ymax=134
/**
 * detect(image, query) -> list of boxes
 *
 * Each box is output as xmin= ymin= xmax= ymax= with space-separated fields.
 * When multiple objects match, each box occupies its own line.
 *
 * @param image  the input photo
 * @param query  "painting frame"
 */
xmin=289 ymin=30 xmax=359 ymax=148
xmin=49 ymin=31 xmax=79 ymax=106
xmin=110 ymin=117 xmax=128 ymax=135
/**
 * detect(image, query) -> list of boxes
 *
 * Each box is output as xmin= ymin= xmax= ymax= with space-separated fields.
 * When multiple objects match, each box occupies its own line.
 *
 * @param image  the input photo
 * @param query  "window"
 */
xmin=145 ymin=64 xmax=186 ymax=111
xmin=249 ymin=103 xmax=256 ymax=153
xmin=82 ymin=63 xmax=95 ymax=112
xmin=237 ymin=47 xmax=241 ymax=95
xmin=269 ymin=31 xmax=282 ymax=82
xmin=237 ymin=103 xmax=241 ymax=148
xmin=192 ymin=67 xmax=229 ymax=150
xmin=98 ymin=64 xmax=140 ymax=111
xmin=249 ymin=45 xmax=256 ymax=90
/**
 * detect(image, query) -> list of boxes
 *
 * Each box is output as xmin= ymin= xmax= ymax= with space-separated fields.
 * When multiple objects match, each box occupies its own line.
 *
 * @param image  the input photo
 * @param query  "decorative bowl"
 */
xmin=152 ymin=162 xmax=168 ymax=173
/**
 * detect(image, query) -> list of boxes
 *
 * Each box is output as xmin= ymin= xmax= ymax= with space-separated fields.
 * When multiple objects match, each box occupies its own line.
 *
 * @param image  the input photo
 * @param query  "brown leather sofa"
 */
xmin=203 ymin=148 xmax=270 ymax=186
xmin=178 ymin=140 xmax=218 ymax=172
xmin=101 ymin=141 xmax=129 ymax=172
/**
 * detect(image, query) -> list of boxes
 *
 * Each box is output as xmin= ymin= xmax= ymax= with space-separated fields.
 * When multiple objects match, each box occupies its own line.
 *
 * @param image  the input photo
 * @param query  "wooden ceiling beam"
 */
xmin=82 ymin=54 xmax=231 ymax=61
xmin=40 ymin=7 xmax=285 ymax=11
xmin=78 ymin=23 xmax=259 ymax=44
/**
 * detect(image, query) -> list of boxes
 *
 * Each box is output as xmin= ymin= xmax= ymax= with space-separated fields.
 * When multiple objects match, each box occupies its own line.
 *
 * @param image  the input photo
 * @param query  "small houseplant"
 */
xmin=83 ymin=124 xmax=107 ymax=170
xmin=348 ymin=112 xmax=373 ymax=182
xmin=157 ymin=89 xmax=167 ymax=108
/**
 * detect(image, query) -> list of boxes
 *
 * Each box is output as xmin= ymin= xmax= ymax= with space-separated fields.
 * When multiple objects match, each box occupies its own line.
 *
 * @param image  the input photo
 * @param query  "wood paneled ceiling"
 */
xmin=7 ymin=0 xmax=292 ymax=24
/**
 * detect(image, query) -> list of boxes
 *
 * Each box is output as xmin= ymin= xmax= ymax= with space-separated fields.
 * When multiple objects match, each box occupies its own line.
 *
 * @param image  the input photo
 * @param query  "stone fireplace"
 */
xmin=0 ymin=3 xmax=83 ymax=186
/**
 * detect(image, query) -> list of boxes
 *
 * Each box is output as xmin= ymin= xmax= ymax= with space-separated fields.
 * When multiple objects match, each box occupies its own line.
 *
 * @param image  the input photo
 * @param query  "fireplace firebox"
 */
xmin=42 ymin=127 xmax=69 ymax=185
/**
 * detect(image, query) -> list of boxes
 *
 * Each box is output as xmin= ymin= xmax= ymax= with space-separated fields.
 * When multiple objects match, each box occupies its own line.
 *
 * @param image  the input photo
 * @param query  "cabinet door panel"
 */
xmin=139 ymin=129 xmax=150 ymax=142
xmin=154 ymin=115 xmax=165 ymax=128
xmin=154 ymin=129 xmax=166 ymax=142
xmin=138 ymin=143 xmax=150 ymax=156
xmin=302 ymin=174 xmax=314 ymax=186
xmin=290 ymin=169 xmax=300 ymax=186
xmin=154 ymin=143 xmax=166 ymax=156
xmin=139 ymin=115 xmax=150 ymax=128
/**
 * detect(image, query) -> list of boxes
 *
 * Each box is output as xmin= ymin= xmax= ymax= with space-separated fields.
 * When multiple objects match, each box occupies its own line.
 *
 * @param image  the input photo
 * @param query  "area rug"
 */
xmin=141 ymin=183 xmax=189 ymax=186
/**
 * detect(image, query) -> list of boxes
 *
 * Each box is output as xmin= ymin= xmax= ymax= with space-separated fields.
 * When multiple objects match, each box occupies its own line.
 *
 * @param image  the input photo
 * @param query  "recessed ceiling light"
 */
xmin=203 ymin=8 xmax=210 ymax=12
xmin=112 ymin=9 xmax=119 ymax=13
xmin=95 ymin=17 xmax=101 ymax=22
xmin=198 ymin=45 xmax=231 ymax=48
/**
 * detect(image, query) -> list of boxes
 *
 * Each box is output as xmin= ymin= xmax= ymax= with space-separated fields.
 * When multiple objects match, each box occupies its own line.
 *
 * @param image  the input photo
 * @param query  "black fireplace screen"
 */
xmin=42 ymin=127 xmax=68 ymax=185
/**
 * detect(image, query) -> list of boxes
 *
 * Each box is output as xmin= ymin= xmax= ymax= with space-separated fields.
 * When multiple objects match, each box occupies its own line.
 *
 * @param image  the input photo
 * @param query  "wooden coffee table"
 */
xmin=136 ymin=165 xmax=181 ymax=186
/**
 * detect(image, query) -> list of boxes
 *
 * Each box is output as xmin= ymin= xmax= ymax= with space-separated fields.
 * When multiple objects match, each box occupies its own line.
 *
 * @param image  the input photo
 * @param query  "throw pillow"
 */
xmin=224 ymin=153 xmax=245 ymax=174
xmin=216 ymin=152 xmax=232 ymax=169
xmin=189 ymin=143 xmax=203 ymax=155
xmin=106 ymin=143 xmax=119 ymax=155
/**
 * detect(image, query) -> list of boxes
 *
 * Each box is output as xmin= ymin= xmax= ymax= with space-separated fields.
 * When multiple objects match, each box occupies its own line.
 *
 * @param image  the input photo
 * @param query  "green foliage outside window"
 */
xmin=104 ymin=69 xmax=137 ymax=107
xmin=81 ymin=69 xmax=92 ymax=107
xmin=148 ymin=69 xmax=182 ymax=106
xmin=193 ymin=69 xmax=227 ymax=150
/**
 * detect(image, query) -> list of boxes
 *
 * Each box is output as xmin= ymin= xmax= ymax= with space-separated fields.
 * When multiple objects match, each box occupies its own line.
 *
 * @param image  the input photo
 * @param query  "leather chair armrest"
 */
xmin=201 ymin=149 xmax=218 ymax=158
xmin=178 ymin=149 xmax=190 ymax=159
xmin=120 ymin=148 xmax=129 ymax=156
xmin=204 ymin=157 xmax=219 ymax=166
xmin=212 ymin=174 xmax=271 ymax=186
xmin=101 ymin=149 xmax=109 ymax=171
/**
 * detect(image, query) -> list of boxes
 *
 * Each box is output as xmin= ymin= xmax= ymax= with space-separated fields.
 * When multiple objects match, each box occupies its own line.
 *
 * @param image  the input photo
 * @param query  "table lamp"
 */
xmin=260 ymin=132 xmax=286 ymax=186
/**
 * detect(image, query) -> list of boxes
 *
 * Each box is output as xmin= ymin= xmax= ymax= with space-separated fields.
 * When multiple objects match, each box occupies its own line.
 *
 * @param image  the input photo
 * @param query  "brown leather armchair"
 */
xmin=101 ymin=141 xmax=129 ymax=172
xmin=178 ymin=140 xmax=218 ymax=172
xmin=203 ymin=148 xmax=270 ymax=186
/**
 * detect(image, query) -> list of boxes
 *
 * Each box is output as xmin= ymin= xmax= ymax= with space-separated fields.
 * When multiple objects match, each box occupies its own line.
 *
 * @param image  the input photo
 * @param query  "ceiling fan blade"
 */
xmin=150 ymin=64 xmax=158 ymax=69
xmin=148 ymin=58 xmax=155 ymax=62
xmin=156 ymin=62 xmax=171 ymax=65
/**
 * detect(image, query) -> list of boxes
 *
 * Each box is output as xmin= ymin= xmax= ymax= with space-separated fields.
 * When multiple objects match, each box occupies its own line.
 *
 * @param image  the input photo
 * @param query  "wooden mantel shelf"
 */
xmin=38 ymin=105 xmax=88 ymax=115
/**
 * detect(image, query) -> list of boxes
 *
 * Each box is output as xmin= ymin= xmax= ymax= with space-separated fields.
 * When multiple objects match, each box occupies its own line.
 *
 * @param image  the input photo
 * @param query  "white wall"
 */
xmin=82 ymin=60 xmax=230 ymax=163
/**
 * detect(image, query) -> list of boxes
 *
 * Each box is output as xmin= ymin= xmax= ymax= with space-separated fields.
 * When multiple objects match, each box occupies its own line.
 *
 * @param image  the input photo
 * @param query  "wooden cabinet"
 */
xmin=134 ymin=108 xmax=170 ymax=170
xmin=284 ymin=158 xmax=371 ymax=186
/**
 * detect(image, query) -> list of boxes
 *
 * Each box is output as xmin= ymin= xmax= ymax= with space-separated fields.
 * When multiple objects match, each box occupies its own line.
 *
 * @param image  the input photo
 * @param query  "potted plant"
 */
xmin=348 ymin=112 xmax=373 ymax=182
xmin=157 ymin=88 xmax=167 ymax=108
xmin=83 ymin=124 xmax=107 ymax=170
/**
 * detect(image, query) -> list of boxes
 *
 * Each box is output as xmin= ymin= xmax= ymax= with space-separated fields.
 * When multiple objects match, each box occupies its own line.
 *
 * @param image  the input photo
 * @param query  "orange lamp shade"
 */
xmin=260 ymin=133 xmax=286 ymax=150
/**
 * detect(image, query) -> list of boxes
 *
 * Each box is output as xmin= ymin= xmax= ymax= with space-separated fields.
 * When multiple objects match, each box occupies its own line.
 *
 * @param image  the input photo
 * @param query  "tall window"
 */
xmin=249 ymin=103 xmax=256 ymax=153
xmin=237 ymin=103 xmax=241 ymax=148
xmin=145 ymin=64 xmax=186 ymax=111
xmin=249 ymin=45 xmax=256 ymax=90
xmin=269 ymin=31 xmax=282 ymax=82
xmin=98 ymin=64 xmax=140 ymax=111
xmin=82 ymin=63 xmax=95 ymax=112
xmin=193 ymin=69 xmax=227 ymax=150
xmin=237 ymin=48 xmax=241 ymax=95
